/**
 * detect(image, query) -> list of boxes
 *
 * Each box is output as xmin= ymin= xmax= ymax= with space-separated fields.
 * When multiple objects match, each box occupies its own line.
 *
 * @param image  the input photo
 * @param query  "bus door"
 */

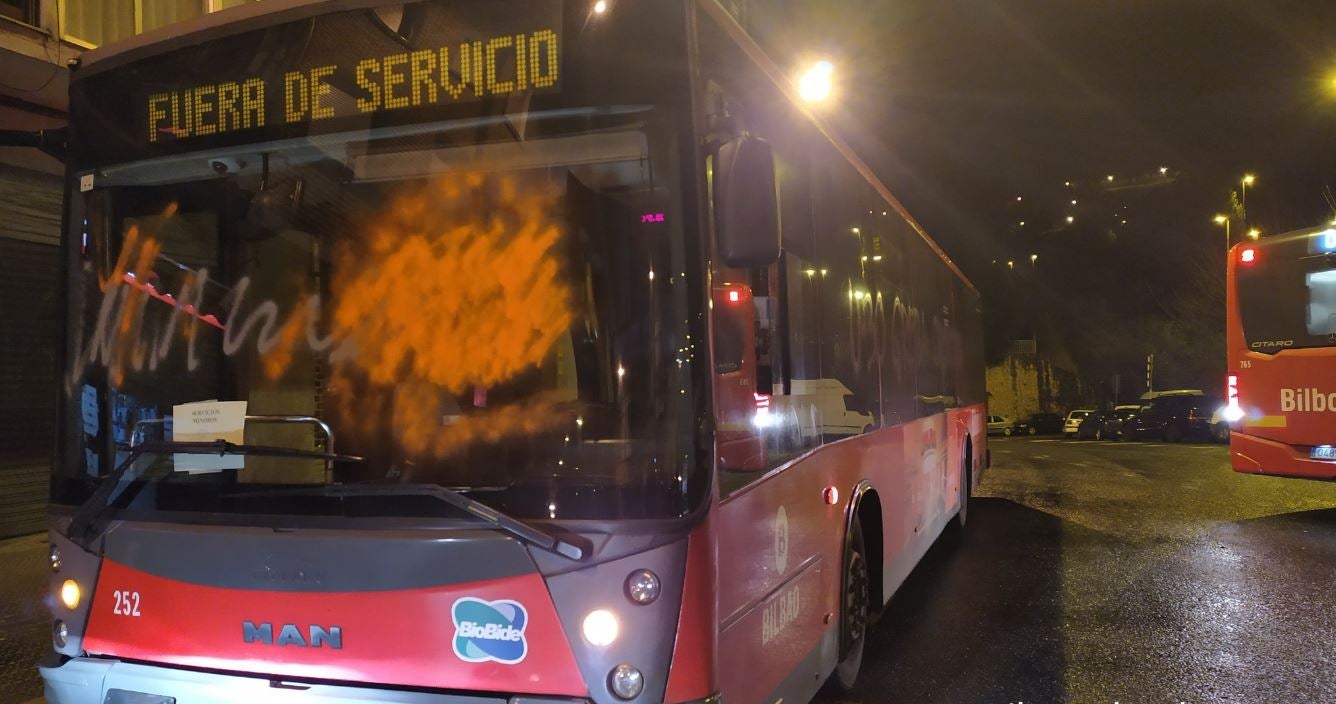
xmin=713 ymin=282 xmax=765 ymax=471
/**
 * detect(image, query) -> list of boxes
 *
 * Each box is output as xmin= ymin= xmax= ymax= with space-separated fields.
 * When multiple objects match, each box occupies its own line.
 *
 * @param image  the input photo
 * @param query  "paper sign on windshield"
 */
xmin=172 ymin=400 xmax=247 ymax=472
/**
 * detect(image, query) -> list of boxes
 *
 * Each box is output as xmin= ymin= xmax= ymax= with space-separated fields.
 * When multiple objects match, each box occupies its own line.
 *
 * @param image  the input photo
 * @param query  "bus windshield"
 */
xmin=58 ymin=109 xmax=698 ymax=522
xmin=1236 ymin=228 xmax=1336 ymax=352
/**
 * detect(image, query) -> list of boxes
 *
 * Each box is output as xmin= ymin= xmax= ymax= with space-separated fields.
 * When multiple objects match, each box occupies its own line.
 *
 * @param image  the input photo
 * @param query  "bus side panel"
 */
xmin=714 ymin=441 xmax=868 ymax=704
xmin=664 ymin=518 xmax=718 ymax=703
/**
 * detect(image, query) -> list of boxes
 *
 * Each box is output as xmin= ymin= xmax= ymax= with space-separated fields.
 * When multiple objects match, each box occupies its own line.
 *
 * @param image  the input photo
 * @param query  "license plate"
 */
xmin=1311 ymin=446 xmax=1336 ymax=461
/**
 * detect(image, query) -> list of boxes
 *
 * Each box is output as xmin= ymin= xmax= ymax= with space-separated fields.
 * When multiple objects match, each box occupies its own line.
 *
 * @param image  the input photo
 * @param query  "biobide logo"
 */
xmin=243 ymin=621 xmax=342 ymax=649
xmin=1280 ymin=388 xmax=1336 ymax=412
xmin=452 ymin=598 xmax=528 ymax=664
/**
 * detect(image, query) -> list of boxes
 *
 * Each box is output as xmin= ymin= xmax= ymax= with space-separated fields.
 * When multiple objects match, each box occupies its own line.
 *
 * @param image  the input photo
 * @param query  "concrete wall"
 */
xmin=986 ymin=353 xmax=1087 ymax=419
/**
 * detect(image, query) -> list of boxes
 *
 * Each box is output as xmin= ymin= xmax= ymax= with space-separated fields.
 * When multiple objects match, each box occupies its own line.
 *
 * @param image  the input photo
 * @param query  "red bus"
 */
xmin=39 ymin=1 xmax=986 ymax=703
xmin=1226 ymin=227 xmax=1336 ymax=480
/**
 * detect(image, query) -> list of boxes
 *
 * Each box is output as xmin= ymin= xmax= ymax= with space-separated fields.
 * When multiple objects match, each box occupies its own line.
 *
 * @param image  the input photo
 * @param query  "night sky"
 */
xmin=752 ymin=0 xmax=1336 ymax=278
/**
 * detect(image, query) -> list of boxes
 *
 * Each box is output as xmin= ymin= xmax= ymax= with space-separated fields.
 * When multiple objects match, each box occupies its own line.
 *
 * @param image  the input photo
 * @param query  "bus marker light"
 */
xmin=609 ymin=664 xmax=644 ymax=700
xmin=49 ymin=545 xmax=61 ymax=572
xmin=823 ymin=486 xmax=839 ymax=505
xmin=625 ymin=570 xmax=661 ymax=605
xmin=1240 ymin=247 xmax=1257 ymax=264
xmin=582 ymin=609 xmax=619 ymax=647
xmin=59 ymin=579 xmax=80 ymax=610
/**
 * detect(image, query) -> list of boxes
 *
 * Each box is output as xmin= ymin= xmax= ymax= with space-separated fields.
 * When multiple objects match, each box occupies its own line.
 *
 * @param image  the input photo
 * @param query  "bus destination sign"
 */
xmin=146 ymin=26 xmax=560 ymax=144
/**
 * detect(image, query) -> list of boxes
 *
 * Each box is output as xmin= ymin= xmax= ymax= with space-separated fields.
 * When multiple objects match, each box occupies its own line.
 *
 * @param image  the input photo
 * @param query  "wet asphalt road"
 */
xmin=819 ymin=436 xmax=1336 ymax=704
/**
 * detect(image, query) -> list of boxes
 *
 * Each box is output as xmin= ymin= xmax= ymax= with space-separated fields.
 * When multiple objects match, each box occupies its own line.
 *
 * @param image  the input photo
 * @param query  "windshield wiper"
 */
xmin=225 ymin=483 xmax=587 ymax=561
xmin=67 ymin=439 xmax=364 ymax=551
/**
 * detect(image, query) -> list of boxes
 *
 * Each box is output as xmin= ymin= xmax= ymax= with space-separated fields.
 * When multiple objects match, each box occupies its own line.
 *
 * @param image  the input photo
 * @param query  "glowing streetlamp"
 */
xmin=798 ymin=60 xmax=834 ymax=103
xmin=1214 ymin=214 xmax=1231 ymax=253
xmin=1247 ymin=228 xmax=1260 ymax=240
xmin=593 ymin=0 xmax=607 ymax=13
xmin=1241 ymin=173 xmax=1256 ymax=211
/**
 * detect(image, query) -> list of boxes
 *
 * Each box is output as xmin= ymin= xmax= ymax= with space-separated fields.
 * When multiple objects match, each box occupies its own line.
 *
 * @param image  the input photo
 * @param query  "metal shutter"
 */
xmin=0 ymin=165 xmax=61 ymax=538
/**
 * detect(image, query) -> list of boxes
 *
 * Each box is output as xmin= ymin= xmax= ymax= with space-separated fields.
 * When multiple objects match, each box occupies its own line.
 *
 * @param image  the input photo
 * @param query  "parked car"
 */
xmin=1012 ymin=412 xmax=1064 ymax=436
xmin=1075 ymin=410 xmax=1112 ymax=439
xmin=987 ymin=414 xmax=1014 ymax=436
xmin=1123 ymin=394 xmax=1224 ymax=442
xmin=1063 ymin=409 xmax=1094 ymax=437
xmin=1101 ymin=407 xmax=1141 ymax=440
xmin=1207 ymin=404 xmax=1231 ymax=443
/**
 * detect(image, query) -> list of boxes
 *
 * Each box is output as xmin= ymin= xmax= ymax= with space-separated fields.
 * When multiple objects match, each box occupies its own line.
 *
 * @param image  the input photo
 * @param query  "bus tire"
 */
xmin=828 ymin=519 xmax=869 ymax=692
xmin=952 ymin=453 xmax=971 ymax=532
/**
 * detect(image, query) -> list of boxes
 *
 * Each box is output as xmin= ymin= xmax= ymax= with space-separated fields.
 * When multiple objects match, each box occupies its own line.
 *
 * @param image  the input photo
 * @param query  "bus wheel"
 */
xmin=953 ymin=460 xmax=971 ymax=531
xmin=830 ymin=519 xmax=869 ymax=692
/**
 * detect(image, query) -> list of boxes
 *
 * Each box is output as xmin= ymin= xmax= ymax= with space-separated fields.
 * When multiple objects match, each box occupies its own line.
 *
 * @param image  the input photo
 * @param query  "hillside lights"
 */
xmin=582 ymin=609 xmax=619 ymax=647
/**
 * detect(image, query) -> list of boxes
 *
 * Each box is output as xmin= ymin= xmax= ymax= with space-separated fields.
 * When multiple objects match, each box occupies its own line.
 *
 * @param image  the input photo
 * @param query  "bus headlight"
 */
xmin=608 ymin=664 xmax=644 ymax=700
xmin=625 ymin=570 xmax=660 ymax=605
xmin=60 ymin=579 xmax=81 ymax=610
xmin=582 ymin=609 xmax=619 ymax=646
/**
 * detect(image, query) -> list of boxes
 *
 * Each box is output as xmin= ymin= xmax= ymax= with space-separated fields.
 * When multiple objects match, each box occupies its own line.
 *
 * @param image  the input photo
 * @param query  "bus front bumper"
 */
xmin=42 ymin=657 xmax=591 ymax=704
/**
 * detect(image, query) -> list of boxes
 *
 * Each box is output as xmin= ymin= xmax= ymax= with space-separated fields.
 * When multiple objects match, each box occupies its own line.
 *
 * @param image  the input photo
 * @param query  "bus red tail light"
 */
xmin=1239 ymin=247 xmax=1257 ymax=264
xmin=1224 ymin=375 xmax=1245 ymax=422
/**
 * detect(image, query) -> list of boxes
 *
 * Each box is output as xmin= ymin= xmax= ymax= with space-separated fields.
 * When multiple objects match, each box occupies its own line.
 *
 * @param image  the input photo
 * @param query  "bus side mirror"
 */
xmin=713 ymin=135 xmax=779 ymax=268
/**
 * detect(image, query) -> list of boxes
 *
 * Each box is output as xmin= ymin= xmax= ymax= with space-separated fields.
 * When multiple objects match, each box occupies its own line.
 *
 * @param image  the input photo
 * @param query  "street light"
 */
xmin=1030 ymin=253 xmax=1038 ymax=270
xmin=798 ymin=60 xmax=834 ymax=103
xmin=1214 ymin=214 xmax=1231 ymax=253
xmin=1241 ymin=174 xmax=1256 ymax=211
xmin=1247 ymin=228 xmax=1260 ymax=240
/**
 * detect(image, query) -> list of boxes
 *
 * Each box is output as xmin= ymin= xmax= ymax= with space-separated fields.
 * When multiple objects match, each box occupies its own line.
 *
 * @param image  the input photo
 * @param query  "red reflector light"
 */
xmin=728 ymin=290 xmax=740 ymax=302
xmin=1240 ymin=247 xmax=1256 ymax=264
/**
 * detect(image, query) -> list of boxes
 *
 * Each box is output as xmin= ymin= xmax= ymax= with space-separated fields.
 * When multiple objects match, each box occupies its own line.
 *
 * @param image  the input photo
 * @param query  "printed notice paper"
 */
xmin=172 ymin=400 xmax=247 ymax=472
